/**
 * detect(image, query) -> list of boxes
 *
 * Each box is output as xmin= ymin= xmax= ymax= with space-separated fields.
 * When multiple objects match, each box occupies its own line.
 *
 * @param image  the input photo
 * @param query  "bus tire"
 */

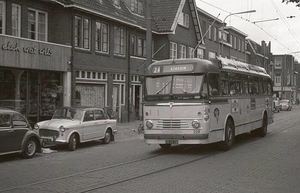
xmin=159 ymin=144 xmax=171 ymax=149
xmin=257 ymin=114 xmax=268 ymax=137
xmin=218 ymin=119 xmax=235 ymax=151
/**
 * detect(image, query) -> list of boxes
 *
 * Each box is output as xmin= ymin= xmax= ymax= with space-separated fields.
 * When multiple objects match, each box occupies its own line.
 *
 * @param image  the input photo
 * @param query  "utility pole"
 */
xmin=146 ymin=0 xmax=152 ymax=71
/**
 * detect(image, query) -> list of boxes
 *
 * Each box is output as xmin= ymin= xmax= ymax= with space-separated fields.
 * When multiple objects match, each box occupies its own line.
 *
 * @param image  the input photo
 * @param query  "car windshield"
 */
xmin=52 ymin=108 xmax=84 ymax=121
xmin=145 ymin=75 xmax=205 ymax=95
xmin=280 ymin=100 xmax=289 ymax=104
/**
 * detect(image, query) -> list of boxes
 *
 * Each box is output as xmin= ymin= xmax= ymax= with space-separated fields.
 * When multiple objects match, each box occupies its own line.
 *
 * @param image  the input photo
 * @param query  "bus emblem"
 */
xmin=169 ymin=102 xmax=174 ymax=108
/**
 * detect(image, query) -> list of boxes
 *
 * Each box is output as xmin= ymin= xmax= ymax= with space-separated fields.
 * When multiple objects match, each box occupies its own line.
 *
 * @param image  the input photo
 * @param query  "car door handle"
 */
xmin=8 ymin=130 xmax=14 ymax=133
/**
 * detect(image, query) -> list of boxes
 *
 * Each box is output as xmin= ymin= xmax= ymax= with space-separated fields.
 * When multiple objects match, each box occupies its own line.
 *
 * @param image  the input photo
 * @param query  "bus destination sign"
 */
xmin=152 ymin=64 xmax=194 ymax=74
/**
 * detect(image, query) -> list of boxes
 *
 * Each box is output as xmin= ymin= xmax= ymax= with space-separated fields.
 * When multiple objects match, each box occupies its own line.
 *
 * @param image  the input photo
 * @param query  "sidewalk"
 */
xmin=115 ymin=120 xmax=143 ymax=141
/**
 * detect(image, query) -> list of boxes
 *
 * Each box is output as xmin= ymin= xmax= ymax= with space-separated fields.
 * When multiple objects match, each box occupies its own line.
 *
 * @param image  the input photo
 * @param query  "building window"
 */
xmin=75 ymin=16 xmax=90 ymax=49
xmin=180 ymin=45 xmax=186 ymax=58
xmin=130 ymin=0 xmax=143 ymax=15
xmin=114 ymin=27 xmax=125 ymax=56
xmin=197 ymin=48 xmax=204 ymax=59
xmin=12 ymin=4 xmax=21 ymax=37
xmin=238 ymin=39 xmax=241 ymax=51
xmin=241 ymin=40 xmax=244 ymax=52
xmin=201 ymin=21 xmax=206 ymax=38
xmin=213 ymin=27 xmax=217 ymax=41
xmin=95 ymin=21 xmax=109 ymax=53
xmin=170 ymin=42 xmax=177 ymax=59
xmin=208 ymin=24 xmax=212 ymax=39
xmin=275 ymin=74 xmax=281 ymax=86
xmin=209 ymin=51 xmax=216 ymax=59
xmin=131 ymin=35 xmax=137 ymax=55
xmin=230 ymin=34 xmax=233 ymax=45
xmin=188 ymin=47 xmax=194 ymax=58
xmin=0 ymin=1 xmax=5 ymax=34
xmin=28 ymin=9 xmax=47 ymax=41
xmin=178 ymin=12 xmax=189 ymax=28
xmin=136 ymin=37 xmax=146 ymax=57
xmin=274 ymin=58 xmax=282 ymax=68
xmin=234 ymin=36 xmax=237 ymax=49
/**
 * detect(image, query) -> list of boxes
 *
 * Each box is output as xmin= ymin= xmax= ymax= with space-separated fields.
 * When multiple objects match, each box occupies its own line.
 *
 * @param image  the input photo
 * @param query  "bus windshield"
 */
xmin=146 ymin=74 xmax=206 ymax=96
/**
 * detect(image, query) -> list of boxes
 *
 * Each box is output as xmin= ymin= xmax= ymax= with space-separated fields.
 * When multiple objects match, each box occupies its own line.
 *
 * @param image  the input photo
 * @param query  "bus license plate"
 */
xmin=165 ymin=140 xmax=178 ymax=144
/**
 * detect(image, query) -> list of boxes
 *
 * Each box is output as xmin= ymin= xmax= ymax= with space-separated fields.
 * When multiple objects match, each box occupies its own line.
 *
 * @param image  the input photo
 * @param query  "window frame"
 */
xmin=12 ymin=3 xmax=21 ymax=37
xmin=95 ymin=21 xmax=109 ymax=53
xmin=170 ymin=42 xmax=177 ymax=59
xmin=75 ymin=15 xmax=91 ymax=50
xmin=130 ymin=0 xmax=143 ymax=15
xmin=178 ymin=12 xmax=189 ymax=28
xmin=179 ymin=44 xmax=187 ymax=58
xmin=114 ymin=26 xmax=125 ymax=56
xmin=0 ymin=0 xmax=6 ymax=35
xmin=28 ymin=8 xmax=48 ymax=41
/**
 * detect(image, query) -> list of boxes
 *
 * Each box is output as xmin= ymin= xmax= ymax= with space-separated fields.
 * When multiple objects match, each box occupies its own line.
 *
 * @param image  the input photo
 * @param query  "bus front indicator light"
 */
xmin=146 ymin=120 xmax=153 ymax=129
xmin=192 ymin=120 xmax=201 ymax=129
xmin=204 ymin=107 xmax=210 ymax=121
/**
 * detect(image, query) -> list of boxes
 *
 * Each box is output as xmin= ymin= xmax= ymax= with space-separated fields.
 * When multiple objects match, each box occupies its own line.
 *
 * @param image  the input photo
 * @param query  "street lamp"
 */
xmin=220 ymin=10 xmax=256 ymax=56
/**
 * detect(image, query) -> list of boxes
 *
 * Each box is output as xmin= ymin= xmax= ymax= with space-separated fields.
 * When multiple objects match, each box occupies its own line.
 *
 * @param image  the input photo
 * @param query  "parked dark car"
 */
xmin=280 ymin=100 xmax=292 ymax=111
xmin=0 ymin=108 xmax=41 ymax=158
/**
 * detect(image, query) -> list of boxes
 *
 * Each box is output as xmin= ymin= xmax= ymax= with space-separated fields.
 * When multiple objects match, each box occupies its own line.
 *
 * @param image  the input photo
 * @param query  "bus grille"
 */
xmin=157 ymin=119 xmax=189 ymax=129
xmin=39 ymin=129 xmax=59 ymax=138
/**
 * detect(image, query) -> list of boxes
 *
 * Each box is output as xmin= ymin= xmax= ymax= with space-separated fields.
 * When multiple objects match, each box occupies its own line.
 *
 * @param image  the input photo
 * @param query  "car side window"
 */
xmin=0 ymin=114 xmax=11 ymax=128
xmin=94 ymin=110 xmax=105 ymax=120
xmin=83 ymin=110 xmax=95 ymax=122
xmin=12 ymin=114 xmax=28 ymax=127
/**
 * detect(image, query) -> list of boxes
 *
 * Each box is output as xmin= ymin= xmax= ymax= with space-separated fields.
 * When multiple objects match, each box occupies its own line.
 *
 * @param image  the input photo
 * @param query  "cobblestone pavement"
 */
xmin=115 ymin=120 xmax=144 ymax=141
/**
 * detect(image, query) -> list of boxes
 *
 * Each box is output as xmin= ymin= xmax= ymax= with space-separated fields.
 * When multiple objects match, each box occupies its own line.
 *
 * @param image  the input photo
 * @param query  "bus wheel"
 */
xmin=218 ymin=119 xmax=235 ymax=151
xmin=257 ymin=114 xmax=268 ymax=137
xmin=159 ymin=144 xmax=171 ymax=149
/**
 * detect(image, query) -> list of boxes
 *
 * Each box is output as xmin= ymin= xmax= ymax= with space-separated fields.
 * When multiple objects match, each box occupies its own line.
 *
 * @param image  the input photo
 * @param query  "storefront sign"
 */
xmin=2 ymin=41 xmax=53 ymax=56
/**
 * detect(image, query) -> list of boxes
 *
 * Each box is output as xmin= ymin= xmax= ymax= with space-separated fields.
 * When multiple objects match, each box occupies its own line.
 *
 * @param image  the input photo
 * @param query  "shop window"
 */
xmin=0 ymin=1 xmax=5 ymax=34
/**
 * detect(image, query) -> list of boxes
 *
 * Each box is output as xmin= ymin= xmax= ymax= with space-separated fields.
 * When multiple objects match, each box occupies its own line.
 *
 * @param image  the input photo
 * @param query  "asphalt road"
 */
xmin=0 ymin=106 xmax=300 ymax=193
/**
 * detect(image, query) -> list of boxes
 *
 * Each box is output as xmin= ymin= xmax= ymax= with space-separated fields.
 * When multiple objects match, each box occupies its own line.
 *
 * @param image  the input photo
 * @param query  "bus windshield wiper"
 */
xmin=156 ymin=80 xmax=172 ymax=94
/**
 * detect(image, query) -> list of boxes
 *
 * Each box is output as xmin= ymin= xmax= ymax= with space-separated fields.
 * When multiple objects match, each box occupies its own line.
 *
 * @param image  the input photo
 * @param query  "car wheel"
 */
xmin=218 ymin=119 xmax=235 ymax=151
xmin=159 ymin=144 xmax=171 ymax=149
xmin=22 ymin=138 xmax=37 ymax=159
xmin=68 ymin=134 xmax=77 ymax=151
xmin=102 ymin=130 xmax=112 ymax=144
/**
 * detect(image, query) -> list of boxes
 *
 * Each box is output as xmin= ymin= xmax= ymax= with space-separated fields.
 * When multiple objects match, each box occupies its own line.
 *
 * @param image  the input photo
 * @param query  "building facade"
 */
xmin=0 ymin=0 xmax=71 ymax=125
xmin=272 ymin=54 xmax=297 ymax=103
xmin=0 ymin=0 xmax=202 ymax=123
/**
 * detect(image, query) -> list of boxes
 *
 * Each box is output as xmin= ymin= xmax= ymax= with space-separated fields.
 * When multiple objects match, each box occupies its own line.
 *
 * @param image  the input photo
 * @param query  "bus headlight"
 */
xmin=59 ymin=126 xmax=66 ymax=132
xmin=192 ymin=120 xmax=201 ymax=129
xmin=146 ymin=120 xmax=153 ymax=129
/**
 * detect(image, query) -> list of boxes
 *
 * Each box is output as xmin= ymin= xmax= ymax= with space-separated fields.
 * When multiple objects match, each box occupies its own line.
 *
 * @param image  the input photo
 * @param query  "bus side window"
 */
xmin=208 ymin=73 xmax=220 ymax=96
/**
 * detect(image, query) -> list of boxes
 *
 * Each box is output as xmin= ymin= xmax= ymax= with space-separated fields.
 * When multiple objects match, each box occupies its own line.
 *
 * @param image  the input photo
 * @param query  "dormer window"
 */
xmin=178 ymin=12 xmax=189 ymax=28
xmin=130 ymin=0 xmax=143 ymax=15
xmin=113 ymin=0 xmax=120 ymax=6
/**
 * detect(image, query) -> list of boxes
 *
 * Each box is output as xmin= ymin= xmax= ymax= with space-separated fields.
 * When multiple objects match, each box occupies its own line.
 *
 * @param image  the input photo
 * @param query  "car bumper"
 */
xmin=40 ymin=136 xmax=67 ymax=147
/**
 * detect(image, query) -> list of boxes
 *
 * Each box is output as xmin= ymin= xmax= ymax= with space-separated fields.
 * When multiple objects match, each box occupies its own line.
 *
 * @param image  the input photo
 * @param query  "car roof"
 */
xmin=0 ymin=107 xmax=20 ymax=114
xmin=57 ymin=106 xmax=103 ymax=111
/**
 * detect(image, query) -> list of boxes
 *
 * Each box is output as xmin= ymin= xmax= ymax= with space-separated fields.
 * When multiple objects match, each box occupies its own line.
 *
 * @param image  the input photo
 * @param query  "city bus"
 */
xmin=143 ymin=57 xmax=273 ymax=150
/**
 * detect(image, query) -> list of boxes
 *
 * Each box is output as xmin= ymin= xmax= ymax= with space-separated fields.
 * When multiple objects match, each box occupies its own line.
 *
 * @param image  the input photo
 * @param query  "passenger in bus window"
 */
xmin=208 ymin=74 xmax=220 ymax=96
xmin=221 ymin=80 xmax=228 ymax=95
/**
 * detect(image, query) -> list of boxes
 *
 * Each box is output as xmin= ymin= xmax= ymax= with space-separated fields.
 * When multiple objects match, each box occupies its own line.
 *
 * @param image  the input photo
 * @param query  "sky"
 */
xmin=195 ymin=0 xmax=300 ymax=61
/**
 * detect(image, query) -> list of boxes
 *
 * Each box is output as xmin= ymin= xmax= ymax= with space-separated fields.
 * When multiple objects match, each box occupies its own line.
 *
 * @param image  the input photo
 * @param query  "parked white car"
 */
xmin=35 ymin=107 xmax=117 ymax=151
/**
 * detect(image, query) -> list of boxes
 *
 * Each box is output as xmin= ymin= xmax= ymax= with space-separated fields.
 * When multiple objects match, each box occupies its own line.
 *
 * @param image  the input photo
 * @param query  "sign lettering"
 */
xmin=1 ymin=41 xmax=53 ymax=56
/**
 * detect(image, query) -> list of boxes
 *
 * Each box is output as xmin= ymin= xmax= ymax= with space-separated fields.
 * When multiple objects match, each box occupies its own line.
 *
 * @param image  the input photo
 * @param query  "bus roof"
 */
xmin=146 ymin=57 xmax=270 ymax=78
